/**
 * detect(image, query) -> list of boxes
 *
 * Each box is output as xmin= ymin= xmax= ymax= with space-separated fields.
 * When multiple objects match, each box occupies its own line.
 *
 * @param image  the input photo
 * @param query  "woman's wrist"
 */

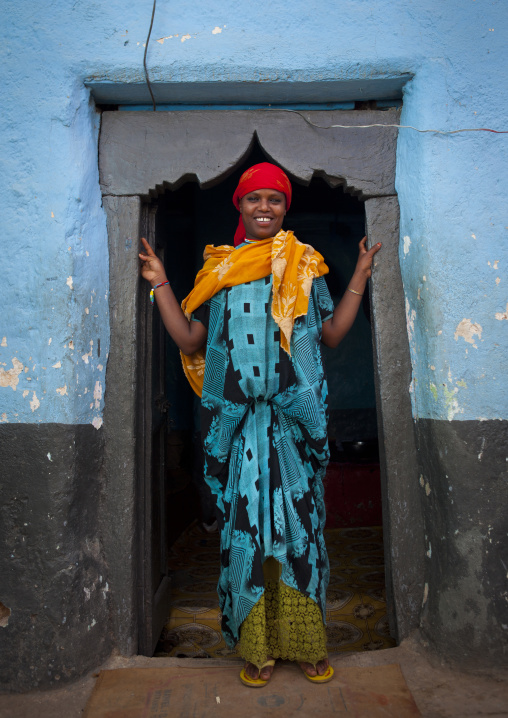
xmin=347 ymin=272 xmax=367 ymax=295
xmin=149 ymin=278 xmax=170 ymax=305
xmin=151 ymin=273 xmax=169 ymax=288
xmin=152 ymin=278 xmax=169 ymax=290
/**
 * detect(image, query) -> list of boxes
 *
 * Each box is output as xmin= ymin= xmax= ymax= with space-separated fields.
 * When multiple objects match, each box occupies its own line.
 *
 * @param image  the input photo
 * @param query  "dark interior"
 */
xmin=154 ymin=143 xmax=381 ymax=545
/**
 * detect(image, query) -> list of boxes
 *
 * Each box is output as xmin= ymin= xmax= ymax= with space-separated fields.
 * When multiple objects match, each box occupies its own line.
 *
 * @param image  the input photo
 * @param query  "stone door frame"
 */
xmin=98 ymin=109 xmax=424 ymax=653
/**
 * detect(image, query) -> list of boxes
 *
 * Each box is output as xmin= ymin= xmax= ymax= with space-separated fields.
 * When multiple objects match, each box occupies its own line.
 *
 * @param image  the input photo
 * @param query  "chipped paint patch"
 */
xmin=1 ymin=337 xmax=7 ymax=347
xmin=66 ymin=276 xmax=73 ymax=290
xmin=425 ymin=482 xmax=431 ymax=496
xmin=405 ymin=298 xmax=416 ymax=341
xmin=93 ymin=380 xmax=102 ymax=409
xmin=454 ymin=318 xmax=482 ymax=348
xmin=0 ymin=358 xmax=23 ymax=390
xmin=22 ymin=390 xmax=29 ymax=398
xmin=56 ymin=385 xmax=68 ymax=396
xmin=181 ymin=34 xmax=191 ymax=42
xmin=212 ymin=26 xmax=222 ymax=34
xmin=29 ymin=391 xmax=40 ymax=412
xmin=478 ymin=437 xmax=486 ymax=460
xmin=443 ymin=384 xmax=462 ymax=421
xmin=92 ymin=416 xmax=103 ymax=430
xmin=419 ymin=474 xmax=425 ymax=487
xmin=403 ymin=235 xmax=411 ymax=255
xmin=1 ymin=413 xmax=8 ymax=423
xmin=82 ymin=340 xmax=94 ymax=364
xmin=422 ymin=582 xmax=429 ymax=606
xmin=495 ymin=303 xmax=508 ymax=321
xmin=429 ymin=382 xmax=438 ymax=401
xmin=52 ymin=361 xmax=62 ymax=369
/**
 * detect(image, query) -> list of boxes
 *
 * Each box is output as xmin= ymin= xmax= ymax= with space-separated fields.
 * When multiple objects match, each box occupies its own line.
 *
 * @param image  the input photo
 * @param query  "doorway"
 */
xmin=99 ymin=107 xmax=424 ymax=658
xmin=148 ymin=143 xmax=394 ymax=658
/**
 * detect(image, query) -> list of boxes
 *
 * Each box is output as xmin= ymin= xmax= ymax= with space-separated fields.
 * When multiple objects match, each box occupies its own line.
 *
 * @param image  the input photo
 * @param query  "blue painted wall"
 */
xmin=1 ymin=0 xmax=507 ymax=426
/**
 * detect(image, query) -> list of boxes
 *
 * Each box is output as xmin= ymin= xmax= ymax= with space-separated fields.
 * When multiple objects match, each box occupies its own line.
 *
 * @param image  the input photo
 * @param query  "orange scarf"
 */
xmin=181 ymin=230 xmax=329 ymax=397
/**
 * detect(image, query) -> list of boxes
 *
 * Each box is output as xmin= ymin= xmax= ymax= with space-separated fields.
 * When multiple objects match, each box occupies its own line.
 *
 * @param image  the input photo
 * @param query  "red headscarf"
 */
xmin=232 ymin=162 xmax=292 ymax=246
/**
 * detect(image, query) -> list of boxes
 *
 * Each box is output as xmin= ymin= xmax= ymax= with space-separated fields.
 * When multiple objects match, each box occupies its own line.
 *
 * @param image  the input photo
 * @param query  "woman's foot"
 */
xmin=299 ymin=658 xmax=334 ymax=683
xmin=240 ymin=658 xmax=275 ymax=687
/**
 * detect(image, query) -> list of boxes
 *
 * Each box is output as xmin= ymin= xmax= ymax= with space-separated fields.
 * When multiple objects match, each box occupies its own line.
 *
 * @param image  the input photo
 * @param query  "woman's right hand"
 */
xmin=139 ymin=237 xmax=168 ymax=287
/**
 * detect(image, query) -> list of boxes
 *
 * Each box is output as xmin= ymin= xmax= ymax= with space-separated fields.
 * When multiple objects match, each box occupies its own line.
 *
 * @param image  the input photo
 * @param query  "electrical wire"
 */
xmin=264 ymin=108 xmax=508 ymax=134
xmin=139 ymin=11 xmax=505 ymax=133
xmin=143 ymin=0 xmax=158 ymax=111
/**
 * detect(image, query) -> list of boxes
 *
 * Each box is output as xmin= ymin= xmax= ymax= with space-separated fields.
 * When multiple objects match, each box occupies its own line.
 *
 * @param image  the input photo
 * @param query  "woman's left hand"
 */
xmin=354 ymin=236 xmax=382 ymax=280
xmin=321 ymin=236 xmax=382 ymax=348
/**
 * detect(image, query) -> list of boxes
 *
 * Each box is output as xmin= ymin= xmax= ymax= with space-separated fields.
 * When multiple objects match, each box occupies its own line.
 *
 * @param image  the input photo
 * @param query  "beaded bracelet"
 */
xmin=150 ymin=280 xmax=170 ymax=305
xmin=347 ymin=287 xmax=363 ymax=296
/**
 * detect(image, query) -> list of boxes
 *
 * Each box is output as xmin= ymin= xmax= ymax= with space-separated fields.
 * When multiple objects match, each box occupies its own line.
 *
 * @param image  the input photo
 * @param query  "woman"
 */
xmin=139 ymin=163 xmax=381 ymax=686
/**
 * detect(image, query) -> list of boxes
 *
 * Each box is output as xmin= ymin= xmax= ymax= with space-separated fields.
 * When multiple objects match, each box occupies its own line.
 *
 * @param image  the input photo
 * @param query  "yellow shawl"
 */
xmin=181 ymin=230 xmax=329 ymax=397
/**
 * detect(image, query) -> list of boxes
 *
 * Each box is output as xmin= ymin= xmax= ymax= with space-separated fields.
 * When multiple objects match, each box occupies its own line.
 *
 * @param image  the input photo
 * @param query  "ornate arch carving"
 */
xmin=99 ymin=109 xmax=399 ymax=199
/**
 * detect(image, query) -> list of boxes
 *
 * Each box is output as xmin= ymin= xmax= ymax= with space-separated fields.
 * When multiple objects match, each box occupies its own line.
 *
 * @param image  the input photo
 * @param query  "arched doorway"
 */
xmin=99 ymin=108 xmax=424 ymax=655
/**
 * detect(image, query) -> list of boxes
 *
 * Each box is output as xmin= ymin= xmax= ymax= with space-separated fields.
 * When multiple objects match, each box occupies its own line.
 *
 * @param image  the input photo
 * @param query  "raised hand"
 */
xmin=321 ymin=235 xmax=382 ymax=348
xmin=139 ymin=237 xmax=168 ymax=287
xmin=137 ymin=237 xmax=207 ymax=355
xmin=354 ymin=236 xmax=382 ymax=280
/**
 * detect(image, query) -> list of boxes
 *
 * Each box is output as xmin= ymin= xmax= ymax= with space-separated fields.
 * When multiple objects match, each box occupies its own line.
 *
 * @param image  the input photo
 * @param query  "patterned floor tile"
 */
xmin=157 ymin=522 xmax=396 ymax=658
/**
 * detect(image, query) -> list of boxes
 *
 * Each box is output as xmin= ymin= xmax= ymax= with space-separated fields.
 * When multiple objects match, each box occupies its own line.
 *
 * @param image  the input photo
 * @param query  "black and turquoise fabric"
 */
xmin=193 ymin=271 xmax=334 ymax=648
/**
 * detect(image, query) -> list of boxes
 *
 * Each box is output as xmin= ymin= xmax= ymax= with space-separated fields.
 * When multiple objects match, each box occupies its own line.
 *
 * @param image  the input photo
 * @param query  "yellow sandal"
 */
xmin=301 ymin=663 xmax=334 ymax=684
xmin=239 ymin=659 xmax=276 ymax=688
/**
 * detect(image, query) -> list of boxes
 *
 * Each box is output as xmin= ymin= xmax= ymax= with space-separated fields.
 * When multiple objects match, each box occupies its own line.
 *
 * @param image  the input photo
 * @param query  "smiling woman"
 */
xmin=232 ymin=163 xmax=291 ymax=244
xmin=239 ymin=188 xmax=286 ymax=241
xmin=138 ymin=162 xmax=380 ymax=688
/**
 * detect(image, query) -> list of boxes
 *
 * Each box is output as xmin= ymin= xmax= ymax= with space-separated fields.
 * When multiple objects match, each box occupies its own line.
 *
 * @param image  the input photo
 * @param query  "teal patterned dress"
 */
xmin=193 ymin=266 xmax=334 ymax=649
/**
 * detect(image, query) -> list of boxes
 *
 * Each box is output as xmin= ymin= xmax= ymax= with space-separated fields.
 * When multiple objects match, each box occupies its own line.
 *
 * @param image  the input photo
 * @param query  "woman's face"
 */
xmin=239 ymin=188 xmax=286 ymax=240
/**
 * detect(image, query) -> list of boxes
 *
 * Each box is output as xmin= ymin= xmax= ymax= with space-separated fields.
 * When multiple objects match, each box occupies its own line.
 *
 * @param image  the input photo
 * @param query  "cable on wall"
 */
xmin=143 ymin=0 xmax=158 ymax=111
xmin=270 ymin=109 xmax=508 ymax=134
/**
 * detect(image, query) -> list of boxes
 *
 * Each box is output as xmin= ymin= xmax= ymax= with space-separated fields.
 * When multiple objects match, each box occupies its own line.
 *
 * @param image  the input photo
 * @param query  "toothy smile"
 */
xmin=255 ymin=217 xmax=272 ymax=223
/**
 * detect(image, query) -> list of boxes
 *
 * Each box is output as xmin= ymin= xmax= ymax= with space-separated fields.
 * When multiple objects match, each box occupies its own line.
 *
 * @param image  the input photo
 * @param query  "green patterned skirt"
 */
xmin=238 ymin=558 xmax=328 ymax=669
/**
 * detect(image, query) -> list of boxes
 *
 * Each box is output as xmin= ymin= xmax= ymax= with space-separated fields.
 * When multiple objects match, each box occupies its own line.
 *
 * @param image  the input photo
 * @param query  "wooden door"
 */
xmin=137 ymin=202 xmax=172 ymax=655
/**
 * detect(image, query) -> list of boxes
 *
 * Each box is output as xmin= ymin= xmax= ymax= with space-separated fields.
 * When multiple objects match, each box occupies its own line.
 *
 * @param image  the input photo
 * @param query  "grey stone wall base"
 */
xmin=415 ymin=418 xmax=508 ymax=667
xmin=0 ymin=424 xmax=111 ymax=692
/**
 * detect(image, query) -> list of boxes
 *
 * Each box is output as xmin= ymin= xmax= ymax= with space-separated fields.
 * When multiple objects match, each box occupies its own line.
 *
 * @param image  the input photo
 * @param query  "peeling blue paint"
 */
xmin=1 ymin=0 xmax=507 ymax=424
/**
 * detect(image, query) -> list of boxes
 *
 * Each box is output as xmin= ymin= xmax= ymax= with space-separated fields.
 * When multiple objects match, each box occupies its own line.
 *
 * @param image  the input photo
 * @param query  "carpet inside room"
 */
xmin=155 ymin=521 xmax=395 ymax=659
